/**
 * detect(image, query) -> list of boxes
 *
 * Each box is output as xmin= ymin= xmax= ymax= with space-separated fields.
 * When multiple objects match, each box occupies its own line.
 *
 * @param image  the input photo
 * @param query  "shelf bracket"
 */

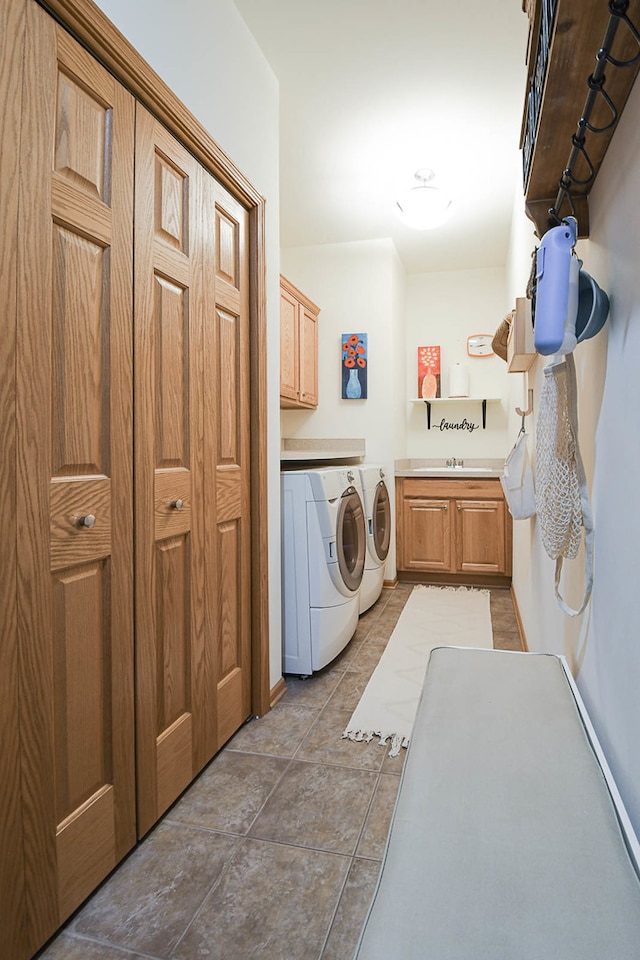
xmin=421 ymin=397 xmax=490 ymax=430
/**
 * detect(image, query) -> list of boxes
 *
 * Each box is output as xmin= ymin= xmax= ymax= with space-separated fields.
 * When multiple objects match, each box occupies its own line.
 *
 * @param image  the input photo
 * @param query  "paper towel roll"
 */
xmin=448 ymin=363 xmax=469 ymax=397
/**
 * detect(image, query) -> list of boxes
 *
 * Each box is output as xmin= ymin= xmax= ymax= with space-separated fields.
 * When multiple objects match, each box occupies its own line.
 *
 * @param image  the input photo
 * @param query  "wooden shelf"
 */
xmin=409 ymin=397 xmax=502 ymax=403
xmin=522 ymin=0 xmax=640 ymax=238
xmin=507 ymin=298 xmax=536 ymax=372
xmin=410 ymin=397 xmax=502 ymax=430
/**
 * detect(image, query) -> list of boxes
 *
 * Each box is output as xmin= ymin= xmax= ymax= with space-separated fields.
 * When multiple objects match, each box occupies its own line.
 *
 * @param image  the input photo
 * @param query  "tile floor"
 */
xmin=39 ymin=584 xmax=522 ymax=960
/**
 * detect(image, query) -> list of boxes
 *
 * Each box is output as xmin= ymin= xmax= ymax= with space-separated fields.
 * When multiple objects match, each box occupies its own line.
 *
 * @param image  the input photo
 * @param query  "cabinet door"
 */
xmin=454 ymin=499 xmax=507 ymax=574
xmin=134 ymin=105 xmax=206 ymax=836
xmin=401 ymin=498 xmax=451 ymax=571
xmin=280 ymin=286 xmax=300 ymax=403
xmin=299 ymin=303 xmax=318 ymax=406
xmin=17 ymin=4 xmax=136 ymax=948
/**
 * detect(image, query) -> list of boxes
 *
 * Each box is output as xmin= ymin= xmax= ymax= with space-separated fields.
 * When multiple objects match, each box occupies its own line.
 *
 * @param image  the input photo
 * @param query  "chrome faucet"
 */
xmin=446 ymin=457 xmax=464 ymax=468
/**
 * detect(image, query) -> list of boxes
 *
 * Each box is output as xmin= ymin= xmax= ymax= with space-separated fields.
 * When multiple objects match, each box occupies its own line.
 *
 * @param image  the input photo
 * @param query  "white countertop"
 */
xmin=395 ymin=458 xmax=504 ymax=478
xmin=281 ymin=437 xmax=366 ymax=462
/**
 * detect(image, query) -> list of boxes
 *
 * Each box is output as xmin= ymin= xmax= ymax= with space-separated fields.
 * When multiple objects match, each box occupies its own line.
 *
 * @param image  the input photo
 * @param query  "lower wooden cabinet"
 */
xmin=396 ymin=477 xmax=512 ymax=584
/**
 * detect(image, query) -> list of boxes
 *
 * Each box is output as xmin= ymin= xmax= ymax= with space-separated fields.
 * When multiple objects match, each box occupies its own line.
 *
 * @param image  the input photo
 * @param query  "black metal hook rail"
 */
xmin=548 ymin=0 xmax=640 ymax=227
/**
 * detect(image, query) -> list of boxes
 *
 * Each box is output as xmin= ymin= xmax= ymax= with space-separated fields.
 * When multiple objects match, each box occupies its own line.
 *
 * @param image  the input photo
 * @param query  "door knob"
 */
xmin=77 ymin=514 xmax=96 ymax=528
xmin=170 ymin=499 xmax=184 ymax=511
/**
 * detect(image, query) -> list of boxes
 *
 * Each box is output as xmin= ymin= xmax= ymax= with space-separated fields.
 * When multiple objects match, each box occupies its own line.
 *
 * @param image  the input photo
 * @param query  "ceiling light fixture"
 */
xmin=395 ymin=168 xmax=452 ymax=230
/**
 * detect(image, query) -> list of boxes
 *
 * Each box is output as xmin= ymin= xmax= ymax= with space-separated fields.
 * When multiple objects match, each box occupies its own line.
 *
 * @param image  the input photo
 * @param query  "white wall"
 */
xmin=405 ymin=268 xmax=512 ymax=460
xmin=281 ymin=239 xmax=406 ymax=579
xmin=508 ymin=76 xmax=640 ymax=834
xmin=94 ymin=0 xmax=283 ymax=688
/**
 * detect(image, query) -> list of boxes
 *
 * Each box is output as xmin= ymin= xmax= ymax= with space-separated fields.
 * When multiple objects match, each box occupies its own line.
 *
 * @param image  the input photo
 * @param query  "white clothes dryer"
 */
xmin=357 ymin=465 xmax=391 ymax=613
xmin=281 ymin=466 xmax=366 ymax=675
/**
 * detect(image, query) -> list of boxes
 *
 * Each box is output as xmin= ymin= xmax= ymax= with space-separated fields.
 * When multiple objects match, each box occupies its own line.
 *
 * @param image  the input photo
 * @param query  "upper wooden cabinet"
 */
xmin=280 ymin=274 xmax=319 ymax=409
xmin=522 ymin=0 xmax=640 ymax=238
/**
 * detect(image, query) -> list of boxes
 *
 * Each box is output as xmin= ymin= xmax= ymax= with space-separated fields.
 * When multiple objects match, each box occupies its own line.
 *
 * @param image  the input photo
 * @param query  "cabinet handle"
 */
xmin=443 ymin=503 xmax=448 ymax=511
xmin=76 ymin=514 xmax=96 ymax=528
xmin=457 ymin=503 xmax=462 ymax=510
xmin=170 ymin=499 xmax=184 ymax=511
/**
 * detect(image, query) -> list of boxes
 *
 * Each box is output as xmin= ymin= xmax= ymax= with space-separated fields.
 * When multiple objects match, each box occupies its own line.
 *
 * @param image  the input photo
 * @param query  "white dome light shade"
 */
xmin=395 ymin=168 xmax=452 ymax=230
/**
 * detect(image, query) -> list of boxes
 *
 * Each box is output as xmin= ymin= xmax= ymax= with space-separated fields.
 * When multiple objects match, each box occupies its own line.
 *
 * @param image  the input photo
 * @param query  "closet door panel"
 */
xmin=0 ymin=0 xmax=27 ymax=955
xmin=203 ymin=177 xmax=252 ymax=751
xmin=17 ymin=4 xmax=135 ymax=948
xmin=135 ymin=105 xmax=206 ymax=836
xmin=50 ymin=477 xmax=112 ymax=569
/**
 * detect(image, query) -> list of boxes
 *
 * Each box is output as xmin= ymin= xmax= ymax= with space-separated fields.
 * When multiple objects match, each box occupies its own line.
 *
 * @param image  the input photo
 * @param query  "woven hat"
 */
xmin=492 ymin=312 xmax=512 ymax=362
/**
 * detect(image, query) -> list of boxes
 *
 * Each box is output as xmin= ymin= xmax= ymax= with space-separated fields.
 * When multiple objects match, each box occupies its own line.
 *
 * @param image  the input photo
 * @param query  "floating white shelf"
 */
xmin=409 ymin=397 xmax=502 ymax=430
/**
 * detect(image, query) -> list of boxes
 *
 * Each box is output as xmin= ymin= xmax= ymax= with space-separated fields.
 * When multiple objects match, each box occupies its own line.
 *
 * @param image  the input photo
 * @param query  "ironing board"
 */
xmin=354 ymin=647 xmax=640 ymax=959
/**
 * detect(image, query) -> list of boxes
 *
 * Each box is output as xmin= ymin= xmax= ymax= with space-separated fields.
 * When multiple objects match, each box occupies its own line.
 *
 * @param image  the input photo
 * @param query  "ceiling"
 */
xmin=233 ymin=0 xmax=530 ymax=273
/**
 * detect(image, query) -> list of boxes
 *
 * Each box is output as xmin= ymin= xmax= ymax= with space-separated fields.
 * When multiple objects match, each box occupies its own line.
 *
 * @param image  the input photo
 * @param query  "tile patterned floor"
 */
xmin=39 ymin=584 xmax=522 ymax=960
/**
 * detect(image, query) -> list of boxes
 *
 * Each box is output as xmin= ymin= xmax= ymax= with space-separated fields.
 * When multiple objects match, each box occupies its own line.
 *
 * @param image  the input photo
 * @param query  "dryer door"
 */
xmin=337 ymin=487 xmax=366 ymax=592
xmin=372 ymin=480 xmax=391 ymax=562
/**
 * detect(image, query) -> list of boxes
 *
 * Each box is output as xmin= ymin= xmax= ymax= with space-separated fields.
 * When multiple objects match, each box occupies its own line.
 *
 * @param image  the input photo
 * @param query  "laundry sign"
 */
xmin=437 ymin=417 xmax=479 ymax=433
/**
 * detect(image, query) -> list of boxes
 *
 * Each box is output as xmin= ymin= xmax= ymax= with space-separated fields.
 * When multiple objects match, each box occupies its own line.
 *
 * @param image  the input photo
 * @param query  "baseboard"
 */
xmin=397 ymin=571 xmax=512 ymax=589
xmin=383 ymin=577 xmax=398 ymax=589
xmin=510 ymin=585 xmax=528 ymax=652
xmin=269 ymin=677 xmax=287 ymax=710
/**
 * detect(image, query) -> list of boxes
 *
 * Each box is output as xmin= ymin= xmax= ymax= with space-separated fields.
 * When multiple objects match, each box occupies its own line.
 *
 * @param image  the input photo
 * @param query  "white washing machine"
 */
xmin=281 ymin=466 xmax=367 ymax=675
xmin=358 ymin=465 xmax=392 ymax=613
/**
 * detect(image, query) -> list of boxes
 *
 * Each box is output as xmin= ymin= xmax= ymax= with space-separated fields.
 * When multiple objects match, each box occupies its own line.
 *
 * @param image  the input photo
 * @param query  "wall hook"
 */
xmin=515 ymin=388 xmax=534 ymax=431
xmin=583 ymin=75 xmax=618 ymax=134
xmin=604 ymin=3 xmax=640 ymax=68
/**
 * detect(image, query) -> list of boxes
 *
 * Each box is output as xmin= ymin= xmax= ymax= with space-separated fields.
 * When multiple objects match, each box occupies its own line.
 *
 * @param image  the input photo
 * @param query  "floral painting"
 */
xmin=417 ymin=345 xmax=441 ymax=398
xmin=342 ymin=333 xmax=367 ymax=399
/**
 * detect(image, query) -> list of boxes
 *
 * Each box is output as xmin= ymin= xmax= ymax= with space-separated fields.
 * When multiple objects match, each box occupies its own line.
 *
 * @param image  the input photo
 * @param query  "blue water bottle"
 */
xmin=534 ymin=217 xmax=579 ymax=356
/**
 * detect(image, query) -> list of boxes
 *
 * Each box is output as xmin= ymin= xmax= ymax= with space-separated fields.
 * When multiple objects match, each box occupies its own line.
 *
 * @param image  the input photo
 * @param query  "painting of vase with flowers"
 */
xmin=417 ymin=345 xmax=441 ymax=398
xmin=342 ymin=333 xmax=367 ymax=399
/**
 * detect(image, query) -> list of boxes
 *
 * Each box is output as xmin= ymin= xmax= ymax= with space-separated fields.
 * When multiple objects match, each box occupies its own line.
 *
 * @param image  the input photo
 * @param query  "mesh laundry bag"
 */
xmin=535 ymin=353 xmax=594 ymax=616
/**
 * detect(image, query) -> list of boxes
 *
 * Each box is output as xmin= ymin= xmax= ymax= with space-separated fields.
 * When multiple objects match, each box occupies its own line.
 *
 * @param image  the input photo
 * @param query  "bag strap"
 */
xmin=554 ymin=352 xmax=594 ymax=617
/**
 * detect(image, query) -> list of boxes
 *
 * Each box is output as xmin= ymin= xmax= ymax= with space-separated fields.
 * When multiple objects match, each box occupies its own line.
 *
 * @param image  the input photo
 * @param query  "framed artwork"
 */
xmin=342 ymin=333 xmax=367 ymax=398
xmin=418 ymin=345 xmax=441 ymax=398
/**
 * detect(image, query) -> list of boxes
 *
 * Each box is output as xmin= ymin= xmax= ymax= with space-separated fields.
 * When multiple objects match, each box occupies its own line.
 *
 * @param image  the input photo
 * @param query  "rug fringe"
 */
xmin=415 ymin=584 xmax=490 ymax=597
xmin=342 ymin=729 xmax=409 ymax=757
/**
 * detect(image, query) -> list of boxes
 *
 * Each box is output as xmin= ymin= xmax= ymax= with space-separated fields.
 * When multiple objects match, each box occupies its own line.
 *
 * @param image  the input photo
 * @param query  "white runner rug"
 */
xmin=342 ymin=585 xmax=493 ymax=756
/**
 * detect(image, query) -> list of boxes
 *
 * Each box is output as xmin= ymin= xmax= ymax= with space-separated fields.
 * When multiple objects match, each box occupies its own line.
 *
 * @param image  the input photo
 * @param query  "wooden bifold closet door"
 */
xmin=133 ymin=107 xmax=252 ymax=835
xmin=16 ymin=3 xmax=136 ymax=950
xmin=10 ymin=4 xmax=254 ymax=954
